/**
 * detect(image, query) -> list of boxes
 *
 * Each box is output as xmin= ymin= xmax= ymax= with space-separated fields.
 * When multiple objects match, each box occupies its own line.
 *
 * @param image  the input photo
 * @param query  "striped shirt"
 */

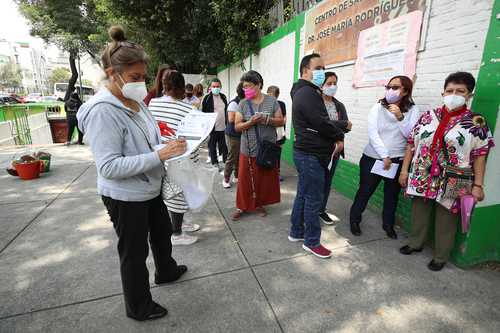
xmin=149 ymin=95 xmax=199 ymax=213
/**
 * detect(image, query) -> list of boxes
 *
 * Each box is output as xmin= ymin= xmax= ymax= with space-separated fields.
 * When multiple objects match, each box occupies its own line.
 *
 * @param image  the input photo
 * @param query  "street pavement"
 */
xmin=0 ymin=144 xmax=499 ymax=333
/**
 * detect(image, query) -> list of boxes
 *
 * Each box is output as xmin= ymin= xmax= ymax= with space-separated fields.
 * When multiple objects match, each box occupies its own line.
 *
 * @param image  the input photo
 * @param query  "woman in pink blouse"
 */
xmin=399 ymin=72 xmax=494 ymax=271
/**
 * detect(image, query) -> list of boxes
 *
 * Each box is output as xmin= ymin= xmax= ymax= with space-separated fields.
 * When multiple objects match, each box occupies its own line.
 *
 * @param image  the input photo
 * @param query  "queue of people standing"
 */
xmin=79 ymin=26 xmax=494 ymax=321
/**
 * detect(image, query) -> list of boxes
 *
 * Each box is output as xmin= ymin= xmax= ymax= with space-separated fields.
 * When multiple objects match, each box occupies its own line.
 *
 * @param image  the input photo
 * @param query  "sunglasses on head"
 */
xmin=385 ymin=85 xmax=401 ymax=91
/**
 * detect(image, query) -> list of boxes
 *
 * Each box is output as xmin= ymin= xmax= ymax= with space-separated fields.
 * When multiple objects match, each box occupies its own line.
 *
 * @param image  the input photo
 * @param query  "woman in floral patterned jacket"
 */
xmin=398 ymin=72 xmax=494 ymax=271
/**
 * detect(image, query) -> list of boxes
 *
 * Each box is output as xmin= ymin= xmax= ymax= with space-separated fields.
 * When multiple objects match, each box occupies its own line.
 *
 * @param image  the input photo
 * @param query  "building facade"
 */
xmin=217 ymin=0 xmax=499 ymax=266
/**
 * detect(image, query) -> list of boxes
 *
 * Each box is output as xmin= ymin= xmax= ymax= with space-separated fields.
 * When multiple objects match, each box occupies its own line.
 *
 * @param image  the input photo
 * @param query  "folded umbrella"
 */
xmin=460 ymin=194 xmax=476 ymax=233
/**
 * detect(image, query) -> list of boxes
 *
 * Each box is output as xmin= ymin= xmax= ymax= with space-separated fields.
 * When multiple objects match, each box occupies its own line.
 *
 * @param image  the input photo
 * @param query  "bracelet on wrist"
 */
xmin=473 ymin=184 xmax=484 ymax=189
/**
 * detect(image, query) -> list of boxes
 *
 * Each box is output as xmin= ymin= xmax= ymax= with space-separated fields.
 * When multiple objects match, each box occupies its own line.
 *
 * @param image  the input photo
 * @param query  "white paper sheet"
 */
xmin=370 ymin=160 xmax=399 ymax=179
xmin=155 ymin=111 xmax=217 ymax=161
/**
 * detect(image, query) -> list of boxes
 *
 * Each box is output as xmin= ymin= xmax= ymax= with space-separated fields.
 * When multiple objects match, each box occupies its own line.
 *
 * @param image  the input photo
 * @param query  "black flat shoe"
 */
xmin=383 ymin=225 xmax=397 ymax=239
xmin=129 ymin=302 xmax=168 ymax=321
xmin=155 ymin=265 xmax=188 ymax=285
xmin=350 ymin=223 xmax=361 ymax=236
xmin=399 ymin=245 xmax=423 ymax=255
xmin=428 ymin=260 xmax=445 ymax=271
xmin=145 ymin=302 xmax=168 ymax=321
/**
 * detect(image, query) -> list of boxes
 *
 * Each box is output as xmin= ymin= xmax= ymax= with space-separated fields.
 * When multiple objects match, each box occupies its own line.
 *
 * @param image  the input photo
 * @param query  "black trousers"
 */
xmin=349 ymin=154 xmax=403 ymax=227
xmin=170 ymin=212 xmax=184 ymax=235
xmin=208 ymin=130 xmax=228 ymax=165
xmin=66 ymin=115 xmax=83 ymax=143
xmin=102 ymin=195 xmax=179 ymax=320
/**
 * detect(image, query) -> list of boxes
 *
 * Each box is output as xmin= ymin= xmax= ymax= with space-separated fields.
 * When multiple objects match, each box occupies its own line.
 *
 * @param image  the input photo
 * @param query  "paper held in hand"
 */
xmin=155 ymin=111 xmax=217 ymax=161
xmin=370 ymin=160 xmax=400 ymax=179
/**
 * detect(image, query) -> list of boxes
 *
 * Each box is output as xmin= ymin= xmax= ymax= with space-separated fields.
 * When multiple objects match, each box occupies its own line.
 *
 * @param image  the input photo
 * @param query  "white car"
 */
xmin=26 ymin=93 xmax=43 ymax=103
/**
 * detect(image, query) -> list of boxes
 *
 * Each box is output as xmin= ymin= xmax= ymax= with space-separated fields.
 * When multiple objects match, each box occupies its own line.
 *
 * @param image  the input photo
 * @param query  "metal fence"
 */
xmin=11 ymin=109 xmax=32 ymax=145
xmin=267 ymin=0 xmax=323 ymax=32
xmin=291 ymin=0 xmax=323 ymax=15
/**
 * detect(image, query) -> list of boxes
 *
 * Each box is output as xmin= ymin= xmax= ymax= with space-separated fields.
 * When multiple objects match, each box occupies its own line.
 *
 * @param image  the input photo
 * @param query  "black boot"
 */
xmin=350 ymin=223 xmax=361 ymax=236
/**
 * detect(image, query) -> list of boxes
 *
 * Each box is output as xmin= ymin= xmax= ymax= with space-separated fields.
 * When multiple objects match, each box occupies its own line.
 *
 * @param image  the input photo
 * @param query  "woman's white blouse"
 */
xmin=364 ymin=102 xmax=421 ymax=159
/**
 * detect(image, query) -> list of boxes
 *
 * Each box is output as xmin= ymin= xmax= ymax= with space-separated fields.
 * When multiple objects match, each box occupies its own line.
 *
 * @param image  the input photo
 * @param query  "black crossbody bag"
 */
xmin=247 ymin=100 xmax=281 ymax=169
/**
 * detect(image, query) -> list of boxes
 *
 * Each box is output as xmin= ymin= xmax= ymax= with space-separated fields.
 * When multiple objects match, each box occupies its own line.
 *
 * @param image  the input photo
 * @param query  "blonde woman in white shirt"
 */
xmin=349 ymin=75 xmax=420 ymax=239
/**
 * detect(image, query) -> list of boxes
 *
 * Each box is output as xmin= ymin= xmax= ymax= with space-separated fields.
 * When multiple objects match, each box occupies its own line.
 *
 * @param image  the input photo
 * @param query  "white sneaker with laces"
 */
xmin=288 ymin=235 xmax=304 ymax=242
xmin=171 ymin=233 xmax=198 ymax=246
xmin=182 ymin=222 xmax=200 ymax=232
xmin=222 ymin=179 xmax=231 ymax=188
xmin=218 ymin=155 xmax=223 ymax=162
xmin=205 ymin=157 xmax=211 ymax=164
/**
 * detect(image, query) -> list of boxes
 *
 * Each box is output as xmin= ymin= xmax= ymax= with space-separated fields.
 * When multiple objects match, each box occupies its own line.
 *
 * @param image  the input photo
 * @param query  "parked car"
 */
xmin=0 ymin=95 xmax=20 ymax=105
xmin=10 ymin=94 xmax=27 ymax=103
xmin=41 ymin=96 xmax=57 ymax=103
xmin=26 ymin=93 xmax=43 ymax=103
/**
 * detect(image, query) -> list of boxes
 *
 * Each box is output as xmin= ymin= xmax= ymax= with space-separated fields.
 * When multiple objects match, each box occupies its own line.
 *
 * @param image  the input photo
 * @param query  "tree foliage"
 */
xmin=16 ymin=0 xmax=108 ymax=99
xmin=210 ymin=0 xmax=276 ymax=65
xmin=17 ymin=0 xmax=279 ymax=79
xmin=0 ymin=60 xmax=23 ymax=91
xmin=47 ymin=67 xmax=71 ymax=93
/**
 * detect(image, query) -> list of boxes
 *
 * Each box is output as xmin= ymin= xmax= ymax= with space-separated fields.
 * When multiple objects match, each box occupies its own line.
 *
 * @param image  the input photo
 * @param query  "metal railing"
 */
xmin=266 ymin=0 xmax=323 ymax=33
xmin=11 ymin=108 xmax=32 ymax=145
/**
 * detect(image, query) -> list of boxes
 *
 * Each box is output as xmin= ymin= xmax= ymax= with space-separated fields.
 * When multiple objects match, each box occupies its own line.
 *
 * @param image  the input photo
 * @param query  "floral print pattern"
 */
xmin=406 ymin=107 xmax=494 ymax=200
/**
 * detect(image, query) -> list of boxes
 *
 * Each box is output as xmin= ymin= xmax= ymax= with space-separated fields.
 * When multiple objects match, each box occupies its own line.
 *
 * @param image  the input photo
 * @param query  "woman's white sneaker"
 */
xmin=171 ymin=233 xmax=198 ymax=246
xmin=222 ymin=178 xmax=231 ymax=188
xmin=182 ymin=223 xmax=200 ymax=232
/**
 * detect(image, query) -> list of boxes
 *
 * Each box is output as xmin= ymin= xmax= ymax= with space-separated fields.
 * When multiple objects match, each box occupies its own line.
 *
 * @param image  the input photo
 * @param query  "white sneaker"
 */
xmin=218 ymin=155 xmax=223 ymax=162
xmin=171 ymin=233 xmax=198 ymax=246
xmin=232 ymin=177 xmax=238 ymax=184
xmin=222 ymin=179 xmax=231 ymax=188
xmin=288 ymin=235 xmax=304 ymax=242
xmin=219 ymin=170 xmax=225 ymax=176
xmin=206 ymin=157 xmax=211 ymax=164
xmin=182 ymin=222 xmax=200 ymax=232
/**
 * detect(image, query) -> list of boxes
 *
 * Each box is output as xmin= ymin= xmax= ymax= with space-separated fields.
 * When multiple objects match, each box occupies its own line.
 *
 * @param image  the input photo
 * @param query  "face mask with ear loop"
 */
xmin=116 ymin=74 xmax=148 ymax=103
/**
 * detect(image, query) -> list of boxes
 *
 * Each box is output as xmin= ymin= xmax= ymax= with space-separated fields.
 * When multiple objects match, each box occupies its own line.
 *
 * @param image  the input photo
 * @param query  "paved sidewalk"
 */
xmin=0 ymin=145 xmax=499 ymax=333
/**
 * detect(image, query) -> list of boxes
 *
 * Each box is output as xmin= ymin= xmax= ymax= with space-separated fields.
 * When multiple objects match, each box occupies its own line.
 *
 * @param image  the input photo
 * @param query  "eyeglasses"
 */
xmin=110 ymin=41 xmax=139 ymax=57
xmin=384 ymin=85 xmax=401 ymax=90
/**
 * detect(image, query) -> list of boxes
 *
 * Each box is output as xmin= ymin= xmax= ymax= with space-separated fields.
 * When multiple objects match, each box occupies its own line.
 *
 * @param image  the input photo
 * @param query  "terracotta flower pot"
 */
xmin=15 ymin=161 xmax=41 ymax=180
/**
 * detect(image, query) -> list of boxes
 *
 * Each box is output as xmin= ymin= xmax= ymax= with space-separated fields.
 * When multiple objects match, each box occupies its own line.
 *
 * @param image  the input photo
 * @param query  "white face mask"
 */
xmin=117 ymin=74 xmax=147 ymax=103
xmin=322 ymin=85 xmax=337 ymax=97
xmin=443 ymin=94 xmax=466 ymax=111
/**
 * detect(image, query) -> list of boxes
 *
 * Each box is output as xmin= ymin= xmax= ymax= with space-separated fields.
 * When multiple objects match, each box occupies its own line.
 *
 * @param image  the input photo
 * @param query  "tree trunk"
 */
xmin=64 ymin=50 xmax=78 ymax=101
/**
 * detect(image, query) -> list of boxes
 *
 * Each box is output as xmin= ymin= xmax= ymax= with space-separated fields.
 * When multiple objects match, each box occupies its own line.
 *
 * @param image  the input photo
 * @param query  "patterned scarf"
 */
xmin=429 ymin=105 xmax=467 ymax=178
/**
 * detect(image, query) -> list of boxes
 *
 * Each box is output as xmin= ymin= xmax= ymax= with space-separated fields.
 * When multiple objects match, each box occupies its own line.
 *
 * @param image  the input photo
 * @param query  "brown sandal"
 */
xmin=232 ymin=210 xmax=243 ymax=221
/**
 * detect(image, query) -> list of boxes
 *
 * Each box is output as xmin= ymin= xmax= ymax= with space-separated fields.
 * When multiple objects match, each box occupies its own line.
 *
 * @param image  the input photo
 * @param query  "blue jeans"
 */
xmin=290 ymin=150 xmax=326 ymax=247
xmin=321 ymin=156 xmax=339 ymax=213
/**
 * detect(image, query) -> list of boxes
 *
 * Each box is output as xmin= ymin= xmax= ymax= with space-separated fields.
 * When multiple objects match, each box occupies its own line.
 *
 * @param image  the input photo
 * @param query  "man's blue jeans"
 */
xmin=290 ymin=150 xmax=326 ymax=247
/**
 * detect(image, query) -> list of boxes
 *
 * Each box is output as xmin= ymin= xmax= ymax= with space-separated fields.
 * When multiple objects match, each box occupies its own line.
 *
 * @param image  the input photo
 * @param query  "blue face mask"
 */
xmin=212 ymin=87 xmax=221 ymax=95
xmin=312 ymin=70 xmax=325 ymax=87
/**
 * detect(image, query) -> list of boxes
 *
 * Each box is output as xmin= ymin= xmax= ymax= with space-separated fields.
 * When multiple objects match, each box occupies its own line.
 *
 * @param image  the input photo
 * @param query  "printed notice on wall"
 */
xmin=352 ymin=11 xmax=423 ymax=88
xmin=303 ymin=0 xmax=430 ymax=66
